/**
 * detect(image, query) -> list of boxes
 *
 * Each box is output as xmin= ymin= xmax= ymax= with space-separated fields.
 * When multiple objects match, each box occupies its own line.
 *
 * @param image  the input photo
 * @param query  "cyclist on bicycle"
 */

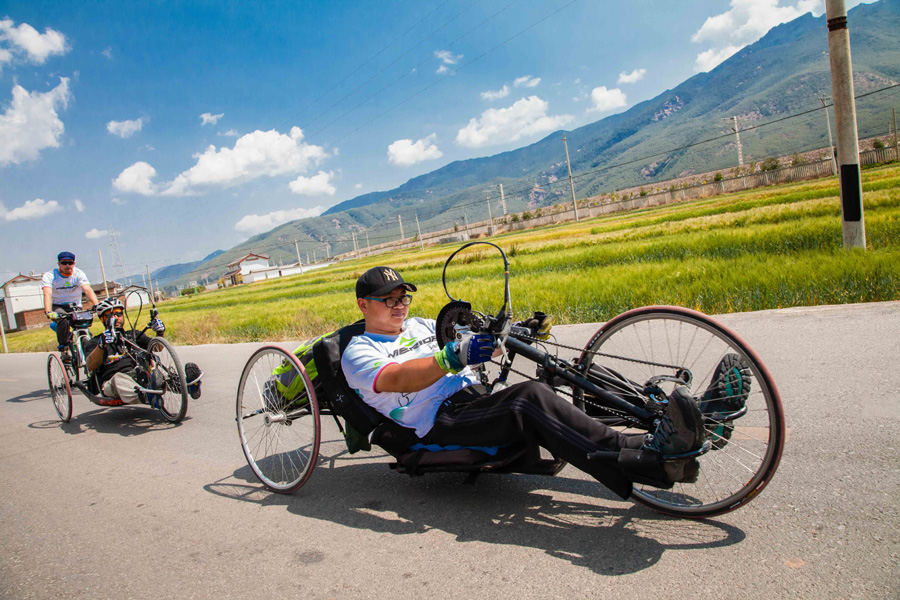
xmin=42 ymin=251 xmax=100 ymax=359
xmin=340 ymin=266 xmax=706 ymax=498
xmin=83 ymin=298 xmax=166 ymax=404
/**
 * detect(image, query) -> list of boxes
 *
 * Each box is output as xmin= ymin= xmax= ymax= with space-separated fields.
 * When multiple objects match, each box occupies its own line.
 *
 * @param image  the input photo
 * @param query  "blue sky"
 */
xmin=0 ymin=0 xmax=872 ymax=284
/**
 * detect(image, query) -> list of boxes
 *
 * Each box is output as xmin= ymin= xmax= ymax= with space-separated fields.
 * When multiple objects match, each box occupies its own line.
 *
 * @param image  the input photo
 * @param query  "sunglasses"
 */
xmin=365 ymin=295 xmax=413 ymax=308
xmin=105 ymin=309 xmax=124 ymax=317
xmin=59 ymin=261 xmax=75 ymax=266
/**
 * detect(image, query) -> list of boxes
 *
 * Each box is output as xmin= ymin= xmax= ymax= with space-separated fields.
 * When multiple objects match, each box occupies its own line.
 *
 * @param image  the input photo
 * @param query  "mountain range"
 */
xmin=167 ymin=0 xmax=900 ymax=291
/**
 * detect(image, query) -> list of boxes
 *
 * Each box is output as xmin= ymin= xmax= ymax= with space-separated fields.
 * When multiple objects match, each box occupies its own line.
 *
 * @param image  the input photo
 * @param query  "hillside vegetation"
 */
xmin=7 ymin=163 xmax=899 ymax=352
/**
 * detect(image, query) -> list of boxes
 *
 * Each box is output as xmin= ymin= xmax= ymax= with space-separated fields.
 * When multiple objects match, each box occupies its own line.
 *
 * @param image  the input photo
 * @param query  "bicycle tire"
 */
xmin=236 ymin=346 xmax=321 ymax=494
xmin=575 ymin=306 xmax=785 ymax=518
xmin=147 ymin=337 xmax=188 ymax=423
xmin=47 ymin=353 xmax=73 ymax=423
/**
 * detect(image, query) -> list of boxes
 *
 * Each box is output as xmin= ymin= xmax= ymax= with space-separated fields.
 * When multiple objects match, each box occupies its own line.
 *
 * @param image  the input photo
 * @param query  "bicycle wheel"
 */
xmin=147 ymin=337 xmax=188 ymax=423
xmin=47 ymin=353 xmax=73 ymax=423
xmin=575 ymin=306 xmax=785 ymax=518
xmin=236 ymin=346 xmax=320 ymax=493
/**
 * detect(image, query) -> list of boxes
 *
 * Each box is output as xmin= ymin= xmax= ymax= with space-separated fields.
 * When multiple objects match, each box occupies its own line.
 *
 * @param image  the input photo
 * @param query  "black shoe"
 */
xmin=700 ymin=353 xmax=751 ymax=415
xmin=60 ymin=349 xmax=72 ymax=364
xmin=700 ymin=353 xmax=751 ymax=450
xmin=184 ymin=362 xmax=202 ymax=400
xmin=622 ymin=386 xmax=704 ymax=486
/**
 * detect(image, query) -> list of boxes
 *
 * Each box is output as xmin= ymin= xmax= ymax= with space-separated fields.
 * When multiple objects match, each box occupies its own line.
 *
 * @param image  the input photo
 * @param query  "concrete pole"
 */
xmin=398 ymin=215 xmax=404 ymax=241
xmin=820 ymin=97 xmax=838 ymax=175
xmin=463 ymin=209 xmax=469 ymax=236
xmin=826 ymin=0 xmax=866 ymax=249
xmin=732 ymin=116 xmax=744 ymax=167
xmin=499 ymin=184 xmax=507 ymax=215
xmin=487 ymin=197 xmax=494 ymax=236
xmin=415 ymin=214 xmax=425 ymax=250
xmin=294 ymin=240 xmax=304 ymax=274
xmin=365 ymin=230 xmax=370 ymax=256
xmin=98 ymin=250 xmax=110 ymax=298
xmin=145 ymin=265 xmax=154 ymax=301
xmin=562 ymin=134 xmax=580 ymax=221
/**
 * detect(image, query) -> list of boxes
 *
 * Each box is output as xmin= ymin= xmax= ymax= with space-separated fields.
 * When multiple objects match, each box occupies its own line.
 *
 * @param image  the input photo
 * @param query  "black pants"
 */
xmin=52 ymin=303 xmax=75 ymax=348
xmin=422 ymin=381 xmax=644 ymax=499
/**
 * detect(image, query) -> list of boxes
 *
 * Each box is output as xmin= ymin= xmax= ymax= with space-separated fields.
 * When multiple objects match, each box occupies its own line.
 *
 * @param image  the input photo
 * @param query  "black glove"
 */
xmin=150 ymin=318 xmax=165 ymax=333
xmin=98 ymin=329 xmax=117 ymax=349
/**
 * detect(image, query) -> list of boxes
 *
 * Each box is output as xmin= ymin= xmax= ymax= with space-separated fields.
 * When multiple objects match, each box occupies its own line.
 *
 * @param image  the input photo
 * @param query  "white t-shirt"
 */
xmin=41 ymin=267 xmax=90 ymax=306
xmin=341 ymin=317 xmax=478 ymax=437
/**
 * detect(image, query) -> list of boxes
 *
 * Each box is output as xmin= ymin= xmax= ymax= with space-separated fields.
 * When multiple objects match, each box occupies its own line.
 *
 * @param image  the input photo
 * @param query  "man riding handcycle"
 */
xmin=47 ymin=297 xmax=202 ymax=424
xmin=236 ymin=245 xmax=784 ymax=519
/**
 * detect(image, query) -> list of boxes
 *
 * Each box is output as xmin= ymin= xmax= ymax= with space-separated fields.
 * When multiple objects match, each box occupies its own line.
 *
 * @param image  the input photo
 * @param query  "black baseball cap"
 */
xmin=356 ymin=266 xmax=417 ymax=298
xmin=57 ymin=251 xmax=76 ymax=262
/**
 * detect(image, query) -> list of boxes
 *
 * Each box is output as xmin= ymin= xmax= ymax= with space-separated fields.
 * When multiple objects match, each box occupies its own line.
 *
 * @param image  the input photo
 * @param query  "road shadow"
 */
xmin=206 ymin=442 xmax=745 ymax=576
xmin=7 ymin=388 xmax=49 ymax=403
xmin=28 ymin=403 xmax=188 ymax=437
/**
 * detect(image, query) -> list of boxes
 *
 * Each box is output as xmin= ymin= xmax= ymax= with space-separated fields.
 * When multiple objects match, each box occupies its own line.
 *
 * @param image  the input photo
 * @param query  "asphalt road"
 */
xmin=1 ymin=302 xmax=898 ymax=599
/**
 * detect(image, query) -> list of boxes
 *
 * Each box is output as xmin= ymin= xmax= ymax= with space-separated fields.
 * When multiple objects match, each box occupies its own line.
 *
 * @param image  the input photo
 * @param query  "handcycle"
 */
xmin=235 ymin=242 xmax=785 ymax=518
xmin=46 ymin=296 xmax=198 ymax=424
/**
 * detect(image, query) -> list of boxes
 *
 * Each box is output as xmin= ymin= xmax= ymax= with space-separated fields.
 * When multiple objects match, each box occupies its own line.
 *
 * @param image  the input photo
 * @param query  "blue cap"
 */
xmin=57 ymin=251 xmax=76 ymax=262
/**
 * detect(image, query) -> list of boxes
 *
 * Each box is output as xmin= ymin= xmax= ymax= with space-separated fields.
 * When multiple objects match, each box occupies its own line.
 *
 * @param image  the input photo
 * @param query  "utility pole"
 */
xmin=365 ymin=230 xmax=371 ymax=255
xmin=325 ymin=243 xmax=330 ymax=260
xmin=414 ymin=214 xmax=424 ymax=251
xmin=1 ymin=307 xmax=8 ymax=353
xmin=463 ymin=209 xmax=469 ymax=237
xmin=499 ymin=184 xmax=507 ymax=215
xmin=826 ymin=0 xmax=865 ymax=249
xmin=820 ymin=96 xmax=838 ymax=175
xmin=98 ymin=250 xmax=110 ymax=298
xmin=486 ymin=196 xmax=494 ymax=236
xmin=294 ymin=240 xmax=304 ymax=274
xmin=313 ymin=250 xmax=317 ymax=263
xmin=107 ymin=226 xmax=126 ymax=288
xmin=352 ymin=231 xmax=358 ymax=254
xmin=398 ymin=215 xmax=404 ymax=241
xmin=145 ymin=265 xmax=154 ymax=300
xmin=730 ymin=116 xmax=744 ymax=167
xmin=562 ymin=134 xmax=579 ymax=221
xmin=306 ymin=251 xmax=310 ymax=264
xmin=891 ymin=108 xmax=900 ymax=160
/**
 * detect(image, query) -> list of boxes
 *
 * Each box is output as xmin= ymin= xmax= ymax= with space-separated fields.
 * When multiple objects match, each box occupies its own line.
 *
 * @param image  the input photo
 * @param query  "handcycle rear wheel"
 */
xmin=575 ymin=306 xmax=785 ymax=519
xmin=147 ymin=337 xmax=188 ymax=423
xmin=47 ymin=353 xmax=73 ymax=423
xmin=236 ymin=346 xmax=320 ymax=493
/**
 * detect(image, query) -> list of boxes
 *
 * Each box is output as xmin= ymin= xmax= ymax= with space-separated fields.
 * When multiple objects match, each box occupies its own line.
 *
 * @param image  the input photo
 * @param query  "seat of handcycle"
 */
xmin=311 ymin=321 xmax=564 ymax=478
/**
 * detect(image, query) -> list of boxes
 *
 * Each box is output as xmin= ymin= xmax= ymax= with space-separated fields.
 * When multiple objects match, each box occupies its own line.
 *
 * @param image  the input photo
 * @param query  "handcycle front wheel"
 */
xmin=575 ymin=306 xmax=785 ymax=519
xmin=236 ymin=346 xmax=321 ymax=493
xmin=47 ymin=353 xmax=73 ymax=423
xmin=146 ymin=337 xmax=188 ymax=423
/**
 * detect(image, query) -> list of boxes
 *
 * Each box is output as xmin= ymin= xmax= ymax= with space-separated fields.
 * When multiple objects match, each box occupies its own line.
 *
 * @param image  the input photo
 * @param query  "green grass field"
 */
xmin=8 ymin=162 xmax=899 ymax=353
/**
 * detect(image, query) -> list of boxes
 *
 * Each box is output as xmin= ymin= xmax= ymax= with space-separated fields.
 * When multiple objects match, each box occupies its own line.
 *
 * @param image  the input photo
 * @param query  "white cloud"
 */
xmin=691 ymin=0 xmax=825 ymax=72
xmin=514 ymin=75 xmax=541 ymax=88
xmin=456 ymin=96 xmax=573 ymax=149
xmin=220 ymin=129 xmax=239 ymax=137
xmin=0 ymin=198 xmax=61 ymax=221
xmin=289 ymin=170 xmax=336 ymax=196
xmin=618 ymin=68 xmax=647 ymax=84
xmin=73 ymin=199 xmax=84 ymax=212
xmin=434 ymin=50 xmax=462 ymax=65
xmin=107 ymin=117 xmax=145 ymax=138
xmin=234 ymin=206 xmax=325 ymax=235
xmin=101 ymin=47 xmax=113 ymax=59
xmin=200 ymin=112 xmax=224 ymax=125
xmin=587 ymin=86 xmax=628 ymax=113
xmin=481 ymin=85 xmax=510 ymax=101
xmin=0 ymin=19 xmax=68 ymax=71
xmin=112 ymin=161 xmax=158 ymax=195
xmin=0 ymin=78 xmax=71 ymax=166
xmin=85 ymin=228 xmax=105 ymax=239
xmin=163 ymin=127 xmax=327 ymax=196
xmin=111 ymin=197 xmax=126 ymax=205
xmin=436 ymin=64 xmax=448 ymax=75
xmin=387 ymin=134 xmax=443 ymax=166
xmin=355 ymin=183 xmax=363 ymax=189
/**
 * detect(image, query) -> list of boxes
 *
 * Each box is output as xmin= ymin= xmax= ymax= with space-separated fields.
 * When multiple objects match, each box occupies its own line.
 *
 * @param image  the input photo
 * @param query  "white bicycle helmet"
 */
xmin=95 ymin=297 xmax=124 ymax=316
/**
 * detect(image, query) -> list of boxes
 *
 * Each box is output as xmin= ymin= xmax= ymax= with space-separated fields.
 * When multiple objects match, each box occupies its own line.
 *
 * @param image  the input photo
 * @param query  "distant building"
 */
xmin=1 ymin=274 xmax=43 ymax=331
xmin=222 ymin=253 xmax=270 ymax=286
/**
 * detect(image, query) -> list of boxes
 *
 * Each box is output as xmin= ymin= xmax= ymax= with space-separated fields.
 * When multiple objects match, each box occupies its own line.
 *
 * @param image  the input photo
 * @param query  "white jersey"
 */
xmin=341 ymin=317 xmax=478 ymax=437
xmin=41 ymin=267 xmax=90 ymax=306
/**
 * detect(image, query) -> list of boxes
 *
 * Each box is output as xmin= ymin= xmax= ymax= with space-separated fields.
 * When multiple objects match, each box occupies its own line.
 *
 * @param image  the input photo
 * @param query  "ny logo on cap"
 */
xmin=383 ymin=269 xmax=399 ymax=282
